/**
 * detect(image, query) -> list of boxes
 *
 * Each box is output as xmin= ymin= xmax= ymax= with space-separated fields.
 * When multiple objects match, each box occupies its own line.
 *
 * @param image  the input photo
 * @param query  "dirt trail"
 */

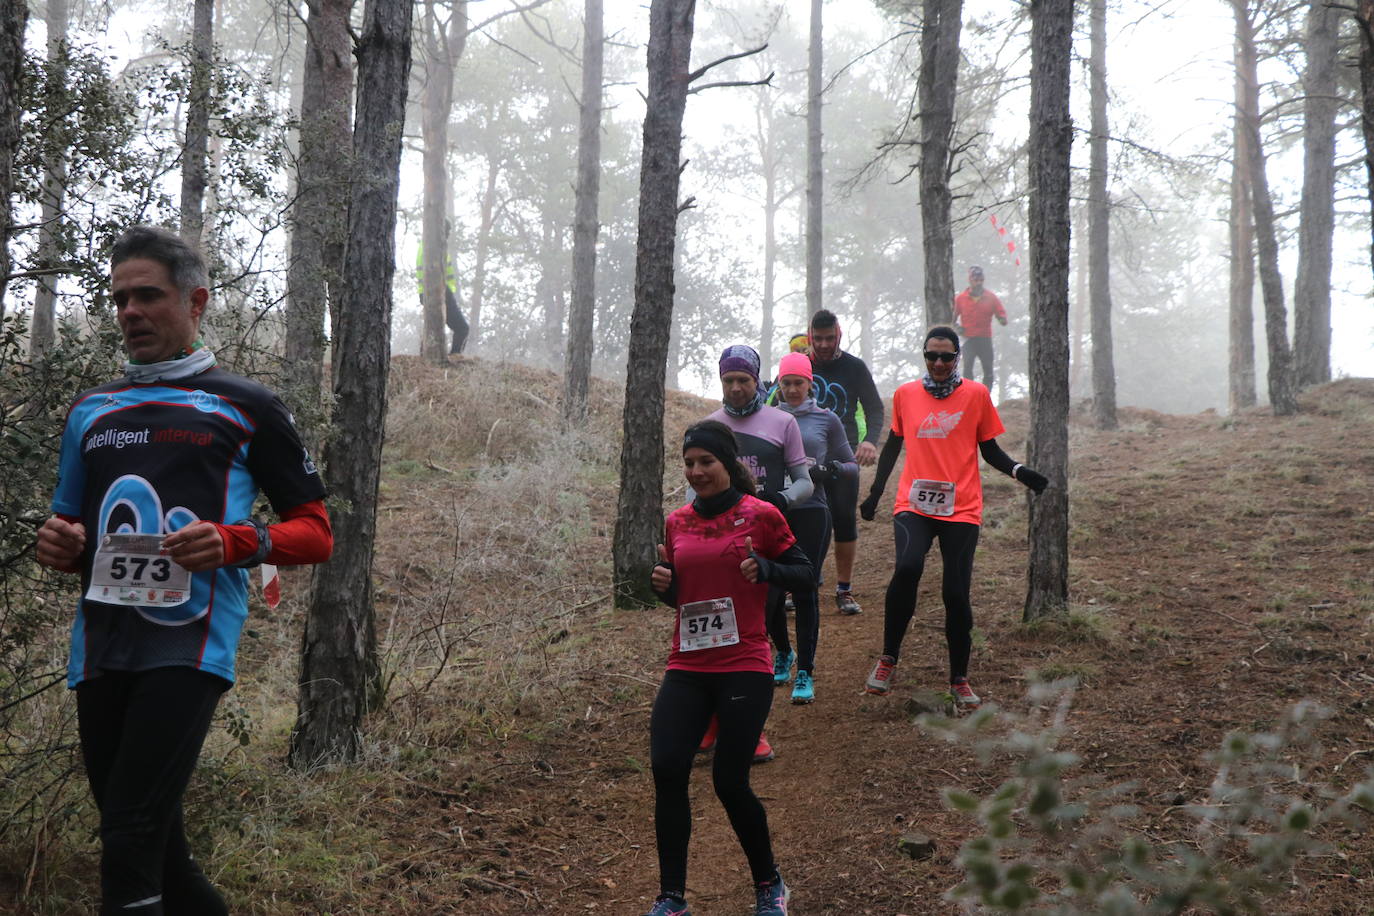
xmin=543 ymin=384 xmax=1369 ymax=914
xmin=368 ymin=375 xmax=1374 ymax=916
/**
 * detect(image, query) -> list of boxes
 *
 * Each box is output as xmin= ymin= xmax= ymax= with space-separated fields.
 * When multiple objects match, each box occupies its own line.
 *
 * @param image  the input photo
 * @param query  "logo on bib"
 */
xmin=917 ymin=410 xmax=963 ymax=438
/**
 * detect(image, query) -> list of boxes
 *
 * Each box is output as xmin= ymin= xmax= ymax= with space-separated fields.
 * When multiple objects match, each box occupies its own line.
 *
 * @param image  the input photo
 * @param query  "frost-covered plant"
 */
xmin=922 ymin=681 xmax=1374 ymax=913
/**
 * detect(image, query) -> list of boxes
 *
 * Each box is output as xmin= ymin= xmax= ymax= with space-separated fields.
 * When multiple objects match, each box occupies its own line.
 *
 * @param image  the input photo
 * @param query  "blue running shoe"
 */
xmin=791 ymin=670 xmax=815 ymax=705
xmin=754 ymin=873 xmax=789 ymax=915
xmin=642 ymin=893 xmax=690 ymax=916
xmin=772 ymin=648 xmax=795 ymax=685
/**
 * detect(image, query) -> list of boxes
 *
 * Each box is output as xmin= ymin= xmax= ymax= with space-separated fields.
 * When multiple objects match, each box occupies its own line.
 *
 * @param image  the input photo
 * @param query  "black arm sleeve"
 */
xmin=867 ymin=432 xmax=904 ymax=499
xmin=751 ymin=543 xmax=815 ymax=593
xmin=978 ymin=438 xmax=1017 ymax=476
xmin=651 ymin=563 xmax=678 ymax=607
xmin=855 ymin=366 xmax=885 ymax=446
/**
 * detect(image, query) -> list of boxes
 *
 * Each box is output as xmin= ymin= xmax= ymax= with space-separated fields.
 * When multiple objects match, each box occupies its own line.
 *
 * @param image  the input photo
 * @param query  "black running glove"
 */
xmin=859 ymin=492 xmax=880 ymax=521
xmin=1015 ymin=465 xmax=1049 ymax=494
xmin=808 ymin=463 xmax=834 ymax=485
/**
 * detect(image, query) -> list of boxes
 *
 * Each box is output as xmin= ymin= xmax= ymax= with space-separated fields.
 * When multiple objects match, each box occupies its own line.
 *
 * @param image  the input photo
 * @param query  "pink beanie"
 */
xmin=777 ymin=352 xmax=813 ymax=382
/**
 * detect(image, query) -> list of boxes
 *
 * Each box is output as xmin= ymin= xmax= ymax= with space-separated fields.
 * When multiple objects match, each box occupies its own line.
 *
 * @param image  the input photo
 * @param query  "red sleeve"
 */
xmin=213 ymin=499 xmax=333 ymax=566
xmin=57 ymin=513 xmax=81 ymax=524
xmin=890 ymin=385 xmax=907 ymax=438
xmin=993 ymin=292 xmax=1007 ymax=320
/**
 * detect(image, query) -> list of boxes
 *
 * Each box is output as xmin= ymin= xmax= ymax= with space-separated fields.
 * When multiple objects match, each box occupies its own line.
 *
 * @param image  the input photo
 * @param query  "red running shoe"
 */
xmin=752 ymin=731 xmax=775 ymax=764
xmin=697 ymin=715 xmax=719 ymax=753
xmin=950 ymin=678 xmax=981 ymax=708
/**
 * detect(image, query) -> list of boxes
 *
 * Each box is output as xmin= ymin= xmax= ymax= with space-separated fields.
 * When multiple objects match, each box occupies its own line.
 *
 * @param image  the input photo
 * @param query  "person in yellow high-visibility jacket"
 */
xmin=416 ymin=231 xmax=468 ymax=355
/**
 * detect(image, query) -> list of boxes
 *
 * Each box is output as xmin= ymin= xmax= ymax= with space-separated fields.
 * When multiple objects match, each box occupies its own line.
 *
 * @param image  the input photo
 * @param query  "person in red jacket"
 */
xmin=951 ymin=265 xmax=1007 ymax=389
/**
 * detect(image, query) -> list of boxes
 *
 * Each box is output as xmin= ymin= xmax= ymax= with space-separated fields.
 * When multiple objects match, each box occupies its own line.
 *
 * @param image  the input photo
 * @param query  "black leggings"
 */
xmin=963 ymin=336 xmax=995 ymax=388
xmin=767 ymin=505 xmax=831 ymax=672
xmin=76 ymin=667 xmax=230 ymax=916
xmin=823 ymin=468 xmax=859 ymax=543
xmin=649 ymin=669 xmax=776 ymax=896
xmin=882 ymin=512 xmax=981 ymax=680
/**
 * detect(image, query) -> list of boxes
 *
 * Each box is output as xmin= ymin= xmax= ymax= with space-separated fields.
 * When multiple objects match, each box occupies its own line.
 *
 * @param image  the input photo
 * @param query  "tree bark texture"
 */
xmin=805 ymin=0 xmax=823 ymax=319
xmin=563 ymin=0 xmax=605 ymax=422
xmin=1023 ymin=0 xmax=1072 ymax=622
xmin=180 ymin=0 xmax=214 ymax=246
xmin=0 ymin=0 xmax=26 ymax=323
xmin=27 ymin=0 xmax=69 ymax=359
xmin=1228 ymin=44 xmax=1257 ymax=413
xmin=469 ymin=149 xmax=500 ymax=346
xmin=918 ymin=0 xmax=963 ymax=329
xmin=286 ymin=0 xmax=354 ymax=429
xmin=1292 ymin=0 xmax=1338 ymax=388
xmin=612 ymin=0 xmax=695 ymax=608
xmin=419 ymin=0 xmax=468 ymax=365
xmin=1233 ymin=0 xmax=1297 ymax=416
xmin=1087 ymin=0 xmax=1116 ymax=430
xmin=1359 ymin=0 xmax=1374 ymax=280
xmin=290 ymin=0 xmax=412 ymax=770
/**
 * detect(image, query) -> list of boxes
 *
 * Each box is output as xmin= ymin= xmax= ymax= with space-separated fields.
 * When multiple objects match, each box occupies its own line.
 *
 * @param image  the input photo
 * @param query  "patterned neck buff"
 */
xmin=922 ymin=369 xmax=963 ymax=400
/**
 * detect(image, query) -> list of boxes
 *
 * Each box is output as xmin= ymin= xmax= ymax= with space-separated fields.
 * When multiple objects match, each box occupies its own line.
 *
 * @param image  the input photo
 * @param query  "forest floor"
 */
xmin=6 ymin=359 xmax=1373 ymax=915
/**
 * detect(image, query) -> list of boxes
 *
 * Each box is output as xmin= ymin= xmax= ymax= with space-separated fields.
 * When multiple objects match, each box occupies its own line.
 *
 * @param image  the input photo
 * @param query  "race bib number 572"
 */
xmin=86 ymin=533 xmax=192 ymax=607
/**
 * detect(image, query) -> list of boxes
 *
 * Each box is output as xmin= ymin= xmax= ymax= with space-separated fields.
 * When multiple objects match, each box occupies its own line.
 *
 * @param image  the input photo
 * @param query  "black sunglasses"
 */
xmin=923 ymin=351 xmax=958 ymax=363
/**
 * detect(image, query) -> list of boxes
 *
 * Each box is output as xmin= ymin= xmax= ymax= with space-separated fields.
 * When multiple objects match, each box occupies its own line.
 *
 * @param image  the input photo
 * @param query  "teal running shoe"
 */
xmin=791 ymin=670 xmax=815 ymax=705
xmin=772 ymin=648 xmax=795 ymax=685
xmin=642 ymin=894 xmax=690 ymax=916
xmin=754 ymin=873 xmax=789 ymax=915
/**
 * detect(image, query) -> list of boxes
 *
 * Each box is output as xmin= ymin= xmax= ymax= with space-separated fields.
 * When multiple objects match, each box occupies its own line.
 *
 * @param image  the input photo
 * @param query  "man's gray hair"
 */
xmin=111 ymin=225 xmax=209 ymax=295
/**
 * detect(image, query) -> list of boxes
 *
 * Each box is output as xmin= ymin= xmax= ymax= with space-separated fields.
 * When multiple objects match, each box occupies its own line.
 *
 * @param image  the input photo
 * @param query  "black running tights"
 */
xmin=76 ymin=667 xmax=230 ymax=916
xmin=766 ymin=505 xmax=831 ymax=672
xmin=882 ymin=512 xmax=981 ymax=680
xmin=649 ymin=669 xmax=775 ymax=896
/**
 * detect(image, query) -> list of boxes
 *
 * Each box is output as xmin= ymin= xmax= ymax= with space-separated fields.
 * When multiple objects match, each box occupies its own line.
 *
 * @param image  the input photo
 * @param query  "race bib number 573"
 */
xmin=86 ymin=533 xmax=192 ymax=607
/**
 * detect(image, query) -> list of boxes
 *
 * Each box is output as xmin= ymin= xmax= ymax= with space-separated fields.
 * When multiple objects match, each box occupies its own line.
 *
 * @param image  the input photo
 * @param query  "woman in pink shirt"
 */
xmin=645 ymin=420 xmax=814 ymax=916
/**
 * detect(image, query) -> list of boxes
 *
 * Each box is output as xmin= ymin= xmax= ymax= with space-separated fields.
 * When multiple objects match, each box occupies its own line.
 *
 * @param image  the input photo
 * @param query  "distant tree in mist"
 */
xmin=1086 ymin=0 xmax=1116 ymax=429
xmin=1293 ymin=0 xmax=1339 ymax=388
xmin=1232 ymin=0 xmax=1297 ymax=416
xmin=180 ymin=0 xmax=214 ymax=246
xmin=563 ymin=0 xmax=605 ymax=422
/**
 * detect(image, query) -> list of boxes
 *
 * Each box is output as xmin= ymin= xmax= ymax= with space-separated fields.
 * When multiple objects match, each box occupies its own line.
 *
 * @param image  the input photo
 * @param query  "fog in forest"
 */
xmin=10 ymin=0 xmax=1371 ymax=416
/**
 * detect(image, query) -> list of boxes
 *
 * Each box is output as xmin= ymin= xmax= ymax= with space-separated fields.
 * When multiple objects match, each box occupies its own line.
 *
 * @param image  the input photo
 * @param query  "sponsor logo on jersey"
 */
xmin=917 ymin=410 xmax=963 ymax=439
xmin=83 ymin=427 xmax=151 ymax=453
xmin=153 ymin=428 xmax=214 ymax=446
xmin=302 ymin=452 xmax=318 ymax=475
xmin=190 ymin=390 xmax=221 ymax=414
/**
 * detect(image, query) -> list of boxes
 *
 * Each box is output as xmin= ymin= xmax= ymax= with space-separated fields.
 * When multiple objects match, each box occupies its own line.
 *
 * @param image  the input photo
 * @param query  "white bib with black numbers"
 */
xmin=910 ymin=479 xmax=956 ymax=517
xmin=86 ymin=533 xmax=192 ymax=607
xmin=678 ymin=597 xmax=741 ymax=652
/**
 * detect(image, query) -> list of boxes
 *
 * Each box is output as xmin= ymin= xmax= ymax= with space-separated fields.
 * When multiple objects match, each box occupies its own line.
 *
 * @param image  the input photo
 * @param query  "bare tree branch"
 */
xmin=687 ymin=73 xmax=774 ymax=95
xmin=688 ymin=43 xmax=768 ymax=83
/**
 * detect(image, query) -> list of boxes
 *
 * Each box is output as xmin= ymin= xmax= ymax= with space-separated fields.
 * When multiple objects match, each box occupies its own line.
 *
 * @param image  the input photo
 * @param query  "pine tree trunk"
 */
xmin=290 ymin=0 xmax=412 ymax=771
xmin=286 ymin=0 xmax=354 ymax=433
xmin=1023 ymin=0 xmax=1073 ymax=622
xmin=180 ymin=0 xmax=214 ymax=246
xmin=1233 ymin=0 xmax=1297 ymax=416
xmin=918 ymin=0 xmax=963 ymax=328
xmin=0 ymin=0 xmax=25 ymax=324
xmin=563 ymin=0 xmax=604 ymax=422
xmin=1229 ymin=43 xmax=1257 ymax=413
xmin=1087 ymin=0 xmax=1116 ymax=430
xmin=805 ymin=0 xmax=823 ymax=319
xmin=755 ymin=89 xmax=781 ymax=373
xmin=612 ymin=0 xmax=695 ymax=608
xmin=469 ymin=151 xmax=499 ymax=347
xmin=27 ymin=0 xmax=69 ymax=359
xmin=1359 ymin=0 xmax=1374 ymax=281
xmin=1293 ymin=0 xmax=1338 ymax=388
xmin=419 ymin=0 xmax=467 ymax=365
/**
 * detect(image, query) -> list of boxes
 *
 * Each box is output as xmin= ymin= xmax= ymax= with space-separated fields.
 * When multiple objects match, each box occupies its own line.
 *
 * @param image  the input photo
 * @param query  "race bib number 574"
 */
xmin=86 ymin=533 xmax=191 ymax=607
xmin=678 ymin=597 xmax=740 ymax=652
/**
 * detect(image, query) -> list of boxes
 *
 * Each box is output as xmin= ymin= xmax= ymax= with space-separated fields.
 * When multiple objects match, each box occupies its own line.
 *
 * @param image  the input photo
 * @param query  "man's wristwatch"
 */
xmin=232 ymin=517 xmax=272 ymax=567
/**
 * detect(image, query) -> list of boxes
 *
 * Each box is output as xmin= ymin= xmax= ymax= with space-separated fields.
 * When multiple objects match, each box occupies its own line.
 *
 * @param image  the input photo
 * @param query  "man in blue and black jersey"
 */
xmin=35 ymin=225 xmax=333 ymax=915
xmin=807 ymin=309 xmax=884 ymax=615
